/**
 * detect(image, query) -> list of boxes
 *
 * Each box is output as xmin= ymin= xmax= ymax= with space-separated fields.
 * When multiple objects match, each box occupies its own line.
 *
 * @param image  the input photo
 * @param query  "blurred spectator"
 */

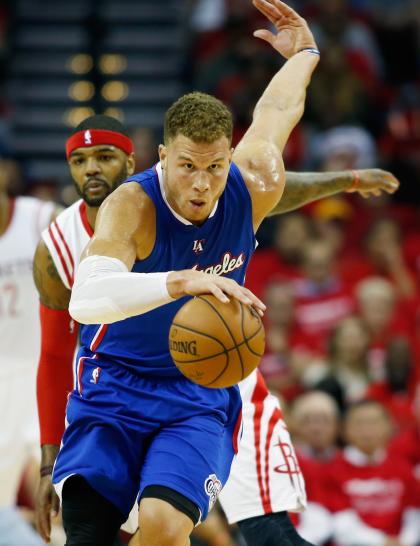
xmin=311 ymin=125 xmax=377 ymax=171
xmin=292 ymin=239 xmax=355 ymax=348
xmin=291 ymin=391 xmax=341 ymax=461
xmin=288 ymin=391 xmax=340 ymax=545
xmin=259 ymin=281 xmax=323 ymax=401
xmin=389 ymin=384 xmax=420 ymax=481
xmin=356 ymin=277 xmax=414 ymax=380
xmin=307 ymin=46 xmax=372 ymax=128
xmin=130 ymin=127 xmax=159 ymax=173
xmin=309 ymin=0 xmax=383 ymax=83
xmin=310 ymin=317 xmax=371 ymax=410
xmin=245 ymin=213 xmax=311 ymax=299
xmin=310 ymin=197 xmax=354 ymax=255
xmin=367 ymin=337 xmax=417 ymax=431
xmin=341 ymin=219 xmax=417 ymax=298
xmin=380 ymin=84 xmax=420 ymax=204
xmin=327 ymin=400 xmax=420 ymax=546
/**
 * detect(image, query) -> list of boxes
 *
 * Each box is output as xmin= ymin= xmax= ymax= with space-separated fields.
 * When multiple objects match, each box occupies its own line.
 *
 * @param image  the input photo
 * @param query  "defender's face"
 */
xmin=159 ymin=135 xmax=232 ymax=225
xmin=68 ymin=145 xmax=135 ymax=207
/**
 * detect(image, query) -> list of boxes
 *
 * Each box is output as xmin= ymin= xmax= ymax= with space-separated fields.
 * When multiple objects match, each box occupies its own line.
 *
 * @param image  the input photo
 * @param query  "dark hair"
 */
xmin=164 ymin=92 xmax=233 ymax=145
xmin=72 ymin=114 xmax=129 ymax=136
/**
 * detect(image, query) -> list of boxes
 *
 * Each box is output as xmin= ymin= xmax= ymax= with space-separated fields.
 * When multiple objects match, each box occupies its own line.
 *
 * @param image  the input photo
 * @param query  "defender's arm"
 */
xmin=33 ymin=240 xmax=77 ymax=542
xmin=271 ymin=169 xmax=400 ymax=215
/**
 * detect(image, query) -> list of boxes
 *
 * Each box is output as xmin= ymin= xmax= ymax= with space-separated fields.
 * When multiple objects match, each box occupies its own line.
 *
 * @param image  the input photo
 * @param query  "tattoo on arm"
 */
xmin=33 ymin=242 xmax=71 ymax=310
xmin=269 ymin=171 xmax=353 ymax=216
xmin=46 ymin=254 xmax=62 ymax=282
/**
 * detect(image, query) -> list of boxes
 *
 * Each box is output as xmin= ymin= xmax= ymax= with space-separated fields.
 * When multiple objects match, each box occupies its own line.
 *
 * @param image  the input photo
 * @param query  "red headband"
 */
xmin=66 ymin=129 xmax=134 ymax=159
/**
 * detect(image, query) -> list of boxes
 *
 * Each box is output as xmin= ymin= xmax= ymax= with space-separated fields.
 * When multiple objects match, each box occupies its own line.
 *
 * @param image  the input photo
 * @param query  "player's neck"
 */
xmin=85 ymin=204 xmax=99 ymax=231
xmin=0 ymin=193 xmax=12 ymax=236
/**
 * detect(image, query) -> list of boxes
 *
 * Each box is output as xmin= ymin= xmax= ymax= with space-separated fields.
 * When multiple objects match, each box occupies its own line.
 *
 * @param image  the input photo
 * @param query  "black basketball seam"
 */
xmin=171 ymin=324 xmax=265 ymax=364
xmin=171 ymin=322 xmax=228 ymax=353
xmin=171 ymin=322 xmax=231 ymax=385
xmin=197 ymin=295 xmax=245 ymax=379
xmin=240 ymin=302 xmax=265 ymax=358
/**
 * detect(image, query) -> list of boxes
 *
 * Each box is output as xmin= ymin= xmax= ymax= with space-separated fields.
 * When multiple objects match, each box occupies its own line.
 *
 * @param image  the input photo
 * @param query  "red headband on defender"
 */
xmin=66 ymin=129 xmax=134 ymax=159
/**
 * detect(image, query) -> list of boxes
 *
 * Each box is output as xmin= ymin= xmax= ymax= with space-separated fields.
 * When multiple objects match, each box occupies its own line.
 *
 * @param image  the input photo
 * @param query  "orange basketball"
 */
xmin=169 ymin=295 xmax=265 ymax=388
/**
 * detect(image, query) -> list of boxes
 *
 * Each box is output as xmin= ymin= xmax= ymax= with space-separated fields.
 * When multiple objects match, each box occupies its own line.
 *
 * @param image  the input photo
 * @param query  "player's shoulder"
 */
xmin=125 ymin=165 xmax=157 ymax=185
xmin=97 ymin=179 xmax=156 ymax=231
xmin=53 ymin=198 xmax=84 ymax=224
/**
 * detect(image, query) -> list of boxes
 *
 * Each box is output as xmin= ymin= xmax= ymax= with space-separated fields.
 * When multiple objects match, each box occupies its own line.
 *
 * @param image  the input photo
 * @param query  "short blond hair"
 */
xmin=164 ymin=92 xmax=233 ymax=145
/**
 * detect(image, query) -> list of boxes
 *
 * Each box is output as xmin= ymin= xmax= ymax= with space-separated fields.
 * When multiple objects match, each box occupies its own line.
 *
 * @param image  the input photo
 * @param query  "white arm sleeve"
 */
xmin=69 ymin=255 xmax=175 ymax=325
xmin=333 ymin=509 xmax=387 ymax=546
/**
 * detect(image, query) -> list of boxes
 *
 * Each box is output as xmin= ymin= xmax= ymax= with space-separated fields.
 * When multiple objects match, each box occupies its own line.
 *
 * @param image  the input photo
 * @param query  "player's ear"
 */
xmin=229 ymin=147 xmax=235 ymax=164
xmin=126 ymin=153 xmax=135 ymax=176
xmin=158 ymin=144 xmax=167 ymax=169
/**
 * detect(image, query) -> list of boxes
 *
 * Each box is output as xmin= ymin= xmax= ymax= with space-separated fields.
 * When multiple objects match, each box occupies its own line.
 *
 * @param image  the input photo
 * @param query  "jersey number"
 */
xmin=0 ymin=283 xmax=19 ymax=317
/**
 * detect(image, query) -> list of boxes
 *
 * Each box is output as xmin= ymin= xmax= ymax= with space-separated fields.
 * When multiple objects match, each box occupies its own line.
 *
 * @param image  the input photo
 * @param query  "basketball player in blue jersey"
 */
xmin=45 ymin=3 xmax=399 ymax=546
xmin=56 ymin=2 xmax=318 ymax=543
xmin=34 ymin=113 xmax=398 ymax=546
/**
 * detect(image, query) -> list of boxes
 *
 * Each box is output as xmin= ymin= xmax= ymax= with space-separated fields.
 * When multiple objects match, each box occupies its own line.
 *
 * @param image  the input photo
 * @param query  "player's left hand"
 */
xmin=35 ymin=475 xmax=60 ymax=543
xmin=348 ymin=169 xmax=400 ymax=198
xmin=252 ymin=0 xmax=317 ymax=59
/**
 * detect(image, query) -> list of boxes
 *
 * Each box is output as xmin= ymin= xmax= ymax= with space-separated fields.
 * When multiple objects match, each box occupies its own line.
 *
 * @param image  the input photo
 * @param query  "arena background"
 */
xmin=0 ymin=1 xmax=419 ymax=545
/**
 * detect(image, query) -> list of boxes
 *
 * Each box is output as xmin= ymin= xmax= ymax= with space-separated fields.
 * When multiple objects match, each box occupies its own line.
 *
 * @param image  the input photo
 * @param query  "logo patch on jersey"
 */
xmin=192 ymin=239 xmax=205 ymax=254
xmin=204 ymin=474 xmax=222 ymax=510
xmin=90 ymin=366 xmax=101 ymax=384
xmin=192 ymin=251 xmax=245 ymax=276
xmin=84 ymin=130 xmax=92 ymax=144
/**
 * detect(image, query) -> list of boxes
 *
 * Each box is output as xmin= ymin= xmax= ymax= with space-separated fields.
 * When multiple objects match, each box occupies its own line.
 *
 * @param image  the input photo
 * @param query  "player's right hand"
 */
xmin=35 ymin=475 xmax=60 ymax=543
xmin=167 ymin=270 xmax=266 ymax=315
xmin=252 ymin=0 xmax=317 ymax=59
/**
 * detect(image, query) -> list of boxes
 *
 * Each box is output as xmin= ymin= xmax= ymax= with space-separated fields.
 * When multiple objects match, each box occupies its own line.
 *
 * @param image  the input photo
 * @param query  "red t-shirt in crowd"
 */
xmin=245 ymin=248 xmax=302 ymax=299
xmin=389 ymin=426 xmax=420 ymax=481
xmin=292 ymin=278 xmax=355 ymax=350
xmin=324 ymin=448 xmax=419 ymax=536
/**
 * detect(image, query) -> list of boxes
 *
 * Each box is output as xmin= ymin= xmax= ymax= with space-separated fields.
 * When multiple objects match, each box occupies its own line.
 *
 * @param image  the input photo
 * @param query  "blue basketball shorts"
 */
xmin=52 ymin=356 xmax=242 ymax=521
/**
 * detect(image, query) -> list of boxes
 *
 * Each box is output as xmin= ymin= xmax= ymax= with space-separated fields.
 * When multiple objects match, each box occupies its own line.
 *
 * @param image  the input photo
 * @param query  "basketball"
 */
xmin=169 ymin=295 xmax=265 ymax=388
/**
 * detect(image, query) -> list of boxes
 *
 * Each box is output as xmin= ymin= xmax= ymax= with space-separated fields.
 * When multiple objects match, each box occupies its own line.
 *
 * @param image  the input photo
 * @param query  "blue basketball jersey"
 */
xmin=79 ymin=162 xmax=256 ymax=377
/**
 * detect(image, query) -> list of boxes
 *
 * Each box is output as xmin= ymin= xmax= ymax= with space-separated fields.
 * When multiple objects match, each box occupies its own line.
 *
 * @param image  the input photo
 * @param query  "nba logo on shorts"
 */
xmin=204 ymin=474 xmax=222 ymax=510
xmin=90 ymin=366 xmax=101 ymax=384
xmin=84 ymin=130 xmax=92 ymax=144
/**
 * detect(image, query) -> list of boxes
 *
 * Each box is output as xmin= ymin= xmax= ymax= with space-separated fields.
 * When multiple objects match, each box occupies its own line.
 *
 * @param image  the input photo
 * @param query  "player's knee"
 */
xmin=139 ymin=498 xmax=193 ymax=546
xmin=62 ymin=475 xmax=125 ymax=546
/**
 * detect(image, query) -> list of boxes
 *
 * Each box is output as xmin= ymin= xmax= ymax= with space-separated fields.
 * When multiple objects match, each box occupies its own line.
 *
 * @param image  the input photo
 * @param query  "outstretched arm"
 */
xmin=233 ymin=0 xmax=320 ymax=230
xmin=270 ymin=169 xmax=400 ymax=215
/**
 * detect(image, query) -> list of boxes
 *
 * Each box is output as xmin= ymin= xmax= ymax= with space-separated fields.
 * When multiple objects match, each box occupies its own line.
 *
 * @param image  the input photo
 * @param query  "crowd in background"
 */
xmin=0 ymin=1 xmax=419 ymax=545
xmin=187 ymin=1 xmax=420 ymax=544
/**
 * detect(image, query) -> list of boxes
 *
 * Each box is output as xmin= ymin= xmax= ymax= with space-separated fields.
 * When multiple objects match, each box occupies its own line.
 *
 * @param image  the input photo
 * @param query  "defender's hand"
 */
xmin=167 ymin=270 xmax=266 ymax=315
xmin=349 ymin=169 xmax=400 ymax=198
xmin=252 ymin=0 xmax=317 ymax=59
xmin=35 ymin=475 xmax=60 ymax=543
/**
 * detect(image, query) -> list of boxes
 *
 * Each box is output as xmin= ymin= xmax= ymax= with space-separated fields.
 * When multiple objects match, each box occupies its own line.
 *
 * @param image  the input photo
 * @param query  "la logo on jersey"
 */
xmin=84 ymin=130 xmax=92 ymax=145
xmin=90 ymin=366 xmax=101 ymax=384
xmin=192 ymin=239 xmax=205 ymax=254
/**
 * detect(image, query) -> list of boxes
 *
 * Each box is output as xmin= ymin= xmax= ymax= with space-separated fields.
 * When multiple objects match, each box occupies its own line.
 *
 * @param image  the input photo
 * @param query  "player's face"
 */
xmin=68 ymin=145 xmax=135 ymax=207
xmin=159 ymin=134 xmax=233 ymax=225
xmin=344 ymin=405 xmax=391 ymax=455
